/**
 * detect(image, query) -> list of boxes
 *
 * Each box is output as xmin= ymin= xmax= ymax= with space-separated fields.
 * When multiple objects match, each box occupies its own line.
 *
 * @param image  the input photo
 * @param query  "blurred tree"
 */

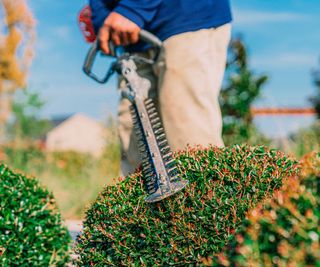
xmin=220 ymin=37 xmax=270 ymax=145
xmin=0 ymin=0 xmax=35 ymax=139
xmin=310 ymin=58 xmax=320 ymax=119
xmin=7 ymin=90 xmax=51 ymax=143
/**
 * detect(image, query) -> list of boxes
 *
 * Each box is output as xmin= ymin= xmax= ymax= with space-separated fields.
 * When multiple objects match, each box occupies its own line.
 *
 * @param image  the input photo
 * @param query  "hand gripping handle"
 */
xmin=83 ymin=30 xmax=162 ymax=84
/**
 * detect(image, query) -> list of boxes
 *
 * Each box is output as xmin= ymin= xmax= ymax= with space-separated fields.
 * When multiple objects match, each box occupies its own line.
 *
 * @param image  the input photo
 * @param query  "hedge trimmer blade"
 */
xmin=81 ymin=29 xmax=188 ymax=202
xmin=130 ymin=98 xmax=188 ymax=202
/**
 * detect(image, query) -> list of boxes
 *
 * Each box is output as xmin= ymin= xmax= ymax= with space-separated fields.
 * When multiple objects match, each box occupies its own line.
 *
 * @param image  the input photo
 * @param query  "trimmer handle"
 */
xmin=83 ymin=30 xmax=162 ymax=84
xmin=138 ymin=30 xmax=162 ymax=49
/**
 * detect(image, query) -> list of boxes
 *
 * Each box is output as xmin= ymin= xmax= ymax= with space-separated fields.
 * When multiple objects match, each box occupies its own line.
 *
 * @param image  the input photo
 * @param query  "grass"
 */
xmin=272 ymin=121 xmax=320 ymax=158
xmin=0 ymin=138 xmax=121 ymax=220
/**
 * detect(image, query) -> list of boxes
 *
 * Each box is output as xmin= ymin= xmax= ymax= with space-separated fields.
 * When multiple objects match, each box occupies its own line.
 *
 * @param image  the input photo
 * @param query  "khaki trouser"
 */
xmin=118 ymin=23 xmax=232 ymax=175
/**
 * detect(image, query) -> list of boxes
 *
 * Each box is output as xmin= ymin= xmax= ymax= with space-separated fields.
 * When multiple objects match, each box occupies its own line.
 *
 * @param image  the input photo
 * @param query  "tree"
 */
xmin=0 ymin=0 xmax=35 ymax=138
xmin=310 ymin=58 xmax=320 ymax=119
xmin=6 ymin=90 xmax=51 ymax=143
xmin=220 ymin=37 xmax=269 ymax=145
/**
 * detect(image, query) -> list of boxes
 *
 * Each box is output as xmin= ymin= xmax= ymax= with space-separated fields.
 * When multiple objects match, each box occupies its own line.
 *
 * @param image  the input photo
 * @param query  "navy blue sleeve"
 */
xmin=90 ymin=0 xmax=162 ymax=32
xmin=89 ymin=0 xmax=111 ymax=34
xmin=114 ymin=0 xmax=162 ymax=28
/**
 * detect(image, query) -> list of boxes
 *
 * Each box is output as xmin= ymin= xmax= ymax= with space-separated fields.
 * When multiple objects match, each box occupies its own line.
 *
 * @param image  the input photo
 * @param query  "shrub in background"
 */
xmin=2 ymin=143 xmax=46 ymax=174
xmin=220 ymin=38 xmax=269 ymax=146
xmin=0 ymin=164 xmax=71 ymax=266
xmin=288 ymin=121 xmax=320 ymax=158
xmin=76 ymin=145 xmax=297 ymax=266
xmin=47 ymin=150 xmax=95 ymax=178
xmin=211 ymin=152 xmax=319 ymax=266
xmin=223 ymin=122 xmax=270 ymax=148
xmin=1 ymin=117 xmax=121 ymax=219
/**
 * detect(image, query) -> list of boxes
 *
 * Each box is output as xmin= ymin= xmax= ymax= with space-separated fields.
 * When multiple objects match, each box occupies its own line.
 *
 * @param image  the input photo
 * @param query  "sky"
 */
xmin=25 ymin=0 xmax=320 ymax=137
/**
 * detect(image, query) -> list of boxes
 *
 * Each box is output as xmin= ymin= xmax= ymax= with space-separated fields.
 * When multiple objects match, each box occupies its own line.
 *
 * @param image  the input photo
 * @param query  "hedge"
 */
xmin=76 ymin=145 xmax=297 ymax=266
xmin=211 ymin=152 xmax=320 ymax=266
xmin=0 ymin=164 xmax=71 ymax=266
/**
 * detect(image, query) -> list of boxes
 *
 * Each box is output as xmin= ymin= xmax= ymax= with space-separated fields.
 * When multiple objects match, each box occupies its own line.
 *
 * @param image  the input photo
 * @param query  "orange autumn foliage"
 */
xmin=0 ymin=0 xmax=35 ymax=124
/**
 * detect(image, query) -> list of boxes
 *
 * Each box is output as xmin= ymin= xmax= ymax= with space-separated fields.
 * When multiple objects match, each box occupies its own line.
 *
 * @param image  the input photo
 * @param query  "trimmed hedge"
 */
xmin=76 ymin=145 xmax=297 ymax=266
xmin=211 ymin=152 xmax=320 ymax=267
xmin=0 ymin=164 xmax=71 ymax=266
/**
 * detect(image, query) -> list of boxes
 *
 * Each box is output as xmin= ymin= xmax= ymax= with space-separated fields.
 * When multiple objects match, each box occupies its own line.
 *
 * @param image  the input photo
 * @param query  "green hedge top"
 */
xmin=212 ymin=152 xmax=320 ymax=267
xmin=0 ymin=164 xmax=71 ymax=267
xmin=76 ymin=145 xmax=297 ymax=266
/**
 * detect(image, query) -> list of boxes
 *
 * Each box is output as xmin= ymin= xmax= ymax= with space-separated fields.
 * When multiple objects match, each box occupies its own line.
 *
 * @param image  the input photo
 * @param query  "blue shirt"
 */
xmin=90 ymin=0 xmax=232 ymax=49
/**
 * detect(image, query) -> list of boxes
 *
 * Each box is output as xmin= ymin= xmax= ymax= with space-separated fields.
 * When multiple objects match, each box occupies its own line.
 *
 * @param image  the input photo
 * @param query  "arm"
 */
xmin=96 ymin=0 xmax=163 ymax=54
xmin=89 ymin=0 xmax=112 ymax=34
xmin=113 ymin=0 xmax=163 ymax=29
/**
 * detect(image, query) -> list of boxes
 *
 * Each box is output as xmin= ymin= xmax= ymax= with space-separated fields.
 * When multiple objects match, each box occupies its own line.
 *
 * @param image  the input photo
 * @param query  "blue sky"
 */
xmin=27 ymin=0 xmax=320 ymax=136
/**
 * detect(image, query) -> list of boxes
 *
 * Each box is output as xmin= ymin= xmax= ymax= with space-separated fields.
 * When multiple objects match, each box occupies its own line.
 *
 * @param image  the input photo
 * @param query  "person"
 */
xmin=89 ymin=0 xmax=232 ymax=175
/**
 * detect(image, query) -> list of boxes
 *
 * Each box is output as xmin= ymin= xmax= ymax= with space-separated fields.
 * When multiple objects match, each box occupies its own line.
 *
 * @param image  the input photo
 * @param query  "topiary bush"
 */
xmin=0 ymin=164 xmax=71 ymax=266
xmin=211 ymin=152 xmax=319 ymax=267
xmin=76 ymin=145 xmax=297 ymax=266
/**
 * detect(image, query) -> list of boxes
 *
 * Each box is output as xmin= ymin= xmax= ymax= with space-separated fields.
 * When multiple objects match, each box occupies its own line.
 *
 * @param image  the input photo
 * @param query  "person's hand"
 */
xmin=99 ymin=12 xmax=140 ymax=54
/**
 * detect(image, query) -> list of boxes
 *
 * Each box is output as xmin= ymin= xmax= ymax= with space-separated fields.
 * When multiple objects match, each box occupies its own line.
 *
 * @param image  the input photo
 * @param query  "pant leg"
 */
xmin=118 ymin=58 xmax=158 ymax=176
xmin=158 ymin=23 xmax=231 ymax=150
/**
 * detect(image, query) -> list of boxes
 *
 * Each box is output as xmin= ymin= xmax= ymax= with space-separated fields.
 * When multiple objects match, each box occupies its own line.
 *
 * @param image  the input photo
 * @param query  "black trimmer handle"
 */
xmin=83 ymin=30 xmax=162 ymax=84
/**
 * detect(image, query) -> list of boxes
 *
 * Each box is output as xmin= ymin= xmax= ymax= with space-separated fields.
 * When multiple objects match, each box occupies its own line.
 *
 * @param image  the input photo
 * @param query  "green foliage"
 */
xmin=1 ymin=122 xmax=121 ymax=218
xmin=0 ymin=164 xmax=71 ymax=266
xmin=76 ymin=145 xmax=297 ymax=266
xmin=2 ymin=144 xmax=46 ymax=174
xmin=48 ymin=151 xmax=95 ymax=178
xmin=6 ymin=90 xmax=52 ymax=142
xmin=221 ymin=38 xmax=269 ymax=146
xmin=211 ymin=152 xmax=319 ymax=267
xmin=223 ymin=122 xmax=270 ymax=148
xmin=285 ymin=121 xmax=320 ymax=158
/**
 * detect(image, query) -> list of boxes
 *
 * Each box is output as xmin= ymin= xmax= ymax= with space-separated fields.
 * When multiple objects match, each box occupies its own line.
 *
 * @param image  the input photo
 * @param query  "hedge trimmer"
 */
xmin=78 ymin=6 xmax=188 ymax=203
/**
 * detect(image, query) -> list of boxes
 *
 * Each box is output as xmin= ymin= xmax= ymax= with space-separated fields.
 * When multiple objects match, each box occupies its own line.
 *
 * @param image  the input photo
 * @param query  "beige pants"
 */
xmin=118 ymin=23 xmax=231 ymax=175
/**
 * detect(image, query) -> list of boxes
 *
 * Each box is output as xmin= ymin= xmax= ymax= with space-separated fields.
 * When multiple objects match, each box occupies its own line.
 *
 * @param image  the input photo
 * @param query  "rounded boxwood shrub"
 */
xmin=0 ymin=164 xmax=71 ymax=266
xmin=211 ymin=152 xmax=319 ymax=267
xmin=76 ymin=145 xmax=297 ymax=266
